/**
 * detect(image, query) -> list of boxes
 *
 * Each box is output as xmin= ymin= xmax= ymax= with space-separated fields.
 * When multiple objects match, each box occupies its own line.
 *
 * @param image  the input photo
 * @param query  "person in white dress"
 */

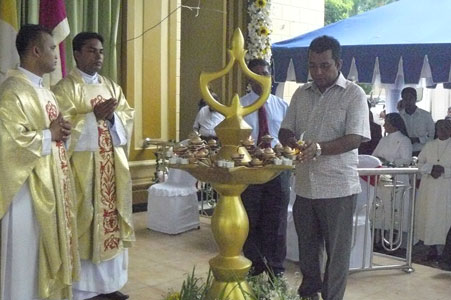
xmin=415 ymin=120 xmax=451 ymax=260
xmin=372 ymin=113 xmax=412 ymax=241
xmin=372 ymin=113 xmax=412 ymax=166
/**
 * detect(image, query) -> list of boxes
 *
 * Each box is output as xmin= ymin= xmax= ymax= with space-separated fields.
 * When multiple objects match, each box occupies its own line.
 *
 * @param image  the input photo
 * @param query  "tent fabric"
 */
xmin=272 ymin=0 xmax=451 ymax=85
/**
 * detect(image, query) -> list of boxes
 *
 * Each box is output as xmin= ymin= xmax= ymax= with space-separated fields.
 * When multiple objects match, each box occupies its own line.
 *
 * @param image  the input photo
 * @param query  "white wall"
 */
xmin=271 ymin=0 xmax=325 ymax=103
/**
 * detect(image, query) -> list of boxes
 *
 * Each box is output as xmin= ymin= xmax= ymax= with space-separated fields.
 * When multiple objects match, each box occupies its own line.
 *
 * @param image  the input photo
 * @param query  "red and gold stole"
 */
xmin=45 ymin=100 xmax=75 ymax=268
xmin=90 ymin=95 xmax=120 ymax=254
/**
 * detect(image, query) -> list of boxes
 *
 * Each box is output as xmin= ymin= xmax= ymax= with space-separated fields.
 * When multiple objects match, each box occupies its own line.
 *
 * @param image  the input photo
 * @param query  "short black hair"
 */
xmin=16 ymin=24 xmax=52 ymax=59
xmin=437 ymin=119 xmax=451 ymax=131
xmin=385 ymin=113 xmax=409 ymax=137
xmin=401 ymin=87 xmax=417 ymax=99
xmin=309 ymin=35 xmax=341 ymax=62
xmin=72 ymin=32 xmax=104 ymax=52
xmin=247 ymin=58 xmax=270 ymax=71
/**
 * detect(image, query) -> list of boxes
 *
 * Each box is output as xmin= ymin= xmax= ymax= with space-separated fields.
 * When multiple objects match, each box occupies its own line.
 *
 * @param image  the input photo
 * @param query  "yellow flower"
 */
xmin=259 ymin=26 xmax=270 ymax=36
xmin=255 ymin=0 xmax=267 ymax=9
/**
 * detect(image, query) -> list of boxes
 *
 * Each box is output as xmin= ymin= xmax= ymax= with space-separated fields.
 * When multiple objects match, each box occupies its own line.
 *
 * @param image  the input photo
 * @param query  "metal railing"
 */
xmin=199 ymin=182 xmax=218 ymax=216
xmin=350 ymin=167 xmax=419 ymax=274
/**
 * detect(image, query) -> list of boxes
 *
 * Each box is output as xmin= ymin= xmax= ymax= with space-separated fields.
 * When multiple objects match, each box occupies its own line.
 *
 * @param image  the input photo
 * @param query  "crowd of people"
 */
xmin=1 ymin=22 xmax=450 ymax=300
xmin=198 ymin=36 xmax=371 ymax=300
xmin=0 ymin=25 xmax=132 ymax=300
xmin=361 ymin=86 xmax=451 ymax=268
xmin=191 ymin=34 xmax=450 ymax=300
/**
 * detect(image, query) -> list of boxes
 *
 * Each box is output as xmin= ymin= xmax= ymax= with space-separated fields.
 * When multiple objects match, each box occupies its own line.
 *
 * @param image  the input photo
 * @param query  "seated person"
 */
xmin=193 ymin=92 xmax=225 ymax=140
xmin=372 ymin=113 xmax=412 ymax=166
xmin=372 ymin=113 xmax=412 ymax=239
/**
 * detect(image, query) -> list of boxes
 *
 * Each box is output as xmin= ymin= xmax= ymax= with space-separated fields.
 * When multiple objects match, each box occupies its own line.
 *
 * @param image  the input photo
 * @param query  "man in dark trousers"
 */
xmin=279 ymin=36 xmax=370 ymax=300
xmin=240 ymin=58 xmax=290 ymax=277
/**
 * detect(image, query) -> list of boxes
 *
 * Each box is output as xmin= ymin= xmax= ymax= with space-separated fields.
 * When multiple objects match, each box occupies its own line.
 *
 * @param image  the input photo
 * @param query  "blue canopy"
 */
xmin=272 ymin=0 xmax=451 ymax=86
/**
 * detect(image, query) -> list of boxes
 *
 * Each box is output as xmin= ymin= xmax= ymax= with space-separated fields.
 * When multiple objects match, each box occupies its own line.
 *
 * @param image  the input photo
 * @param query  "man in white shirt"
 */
xmin=399 ymin=87 xmax=435 ymax=156
xmin=240 ymin=59 xmax=290 ymax=277
xmin=53 ymin=32 xmax=134 ymax=300
xmin=193 ymin=92 xmax=225 ymax=140
xmin=279 ymin=36 xmax=370 ymax=300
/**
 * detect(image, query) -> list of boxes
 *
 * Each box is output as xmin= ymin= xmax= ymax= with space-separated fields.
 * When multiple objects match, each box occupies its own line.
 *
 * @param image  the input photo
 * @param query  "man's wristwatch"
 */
xmin=314 ymin=143 xmax=321 ymax=158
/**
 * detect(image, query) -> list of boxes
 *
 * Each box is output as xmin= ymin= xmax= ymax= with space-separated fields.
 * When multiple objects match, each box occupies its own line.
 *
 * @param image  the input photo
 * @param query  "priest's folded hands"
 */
xmin=94 ymin=97 xmax=118 ymax=121
xmin=49 ymin=113 xmax=72 ymax=142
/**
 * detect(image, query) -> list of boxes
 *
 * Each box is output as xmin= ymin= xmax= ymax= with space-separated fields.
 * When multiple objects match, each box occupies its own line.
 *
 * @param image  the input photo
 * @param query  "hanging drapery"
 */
xmin=39 ymin=0 xmax=70 ymax=85
xmin=12 ymin=0 xmax=121 ymax=82
xmin=64 ymin=0 xmax=121 ymax=82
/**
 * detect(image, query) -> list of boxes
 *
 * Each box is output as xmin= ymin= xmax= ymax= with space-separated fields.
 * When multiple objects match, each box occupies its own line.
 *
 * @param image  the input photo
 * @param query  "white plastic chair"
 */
xmin=350 ymin=154 xmax=382 ymax=269
xmin=286 ymin=173 xmax=299 ymax=261
xmin=147 ymin=168 xmax=200 ymax=234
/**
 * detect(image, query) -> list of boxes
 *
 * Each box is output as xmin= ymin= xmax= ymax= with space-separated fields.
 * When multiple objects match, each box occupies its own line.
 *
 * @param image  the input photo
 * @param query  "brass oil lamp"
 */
xmin=173 ymin=28 xmax=292 ymax=300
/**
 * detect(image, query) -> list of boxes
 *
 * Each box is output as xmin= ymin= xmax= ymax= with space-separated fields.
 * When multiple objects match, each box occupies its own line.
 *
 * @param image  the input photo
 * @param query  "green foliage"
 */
xmin=165 ymin=268 xmax=213 ymax=300
xmin=357 ymin=83 xmax=373 ymax=95
xmin=247 ymin=272 xmax=300 ymax=300
xmin=325 ymin=0 xmax=399 ymax=24
xmin=163 ymin=268 xmax=301 ymax=300
xmin=325 ymin=0 xmax=354 ymax=25
xmin=353 ymin=0 xmax=398 ymax=15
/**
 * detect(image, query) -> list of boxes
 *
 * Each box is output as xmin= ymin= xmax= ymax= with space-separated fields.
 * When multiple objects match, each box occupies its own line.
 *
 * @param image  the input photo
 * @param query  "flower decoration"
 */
xmin=255 ymin=0 xmax=267 ymax=8
xmin=246 ymin=0 xmax=272 ymax=63
xmin=260 ymin=25 xmax=270 ymax=36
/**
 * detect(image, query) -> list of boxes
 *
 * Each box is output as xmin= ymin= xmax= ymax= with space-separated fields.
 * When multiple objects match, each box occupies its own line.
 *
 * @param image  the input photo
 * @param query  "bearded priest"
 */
xmin=53 ymin=32 xmax=134 ymax=300
xmin=0 ymin=24 xmax=80 ymax=300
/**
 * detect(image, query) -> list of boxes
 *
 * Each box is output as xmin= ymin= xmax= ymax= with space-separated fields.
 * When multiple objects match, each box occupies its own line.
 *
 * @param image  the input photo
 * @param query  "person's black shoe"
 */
xmin=249 ymin=265 xmax=265 ymax=277
xmin=100 ymin=291 xmax=129 ymax=300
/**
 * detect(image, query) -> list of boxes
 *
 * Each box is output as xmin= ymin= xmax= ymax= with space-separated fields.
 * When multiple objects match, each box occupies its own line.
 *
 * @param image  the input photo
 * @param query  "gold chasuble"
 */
xmin=53 ymin=70 xmax=135 ymax=264
xmin=0 ymin=70 xmax=80 ymax=299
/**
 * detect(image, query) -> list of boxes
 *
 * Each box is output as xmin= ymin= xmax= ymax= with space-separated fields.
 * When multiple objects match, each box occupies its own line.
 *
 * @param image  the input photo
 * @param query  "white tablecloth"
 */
xmin=147 ymin=169 xmax=200 ymax=234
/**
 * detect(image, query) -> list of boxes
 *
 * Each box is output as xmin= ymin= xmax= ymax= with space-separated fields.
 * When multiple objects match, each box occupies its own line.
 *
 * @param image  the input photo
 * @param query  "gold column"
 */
xmin=124 ymin=0 xmax=180 ymax=161
xmin=123 ymin=0 xmax=181 ymax=203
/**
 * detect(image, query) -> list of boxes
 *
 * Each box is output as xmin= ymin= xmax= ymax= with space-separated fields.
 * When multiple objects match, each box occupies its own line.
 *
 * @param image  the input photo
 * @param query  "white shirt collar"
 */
xmin=77 ymin=68 xmax=99 ymax=84
xmin=18 ymin=67 xmax=43 ymax=88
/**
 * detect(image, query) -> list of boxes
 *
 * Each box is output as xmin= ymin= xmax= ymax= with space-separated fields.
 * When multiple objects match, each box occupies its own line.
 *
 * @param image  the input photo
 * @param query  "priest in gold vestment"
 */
xmin=53 ymin=32 xmax=134 ymax=300
xmin=0 ymin=25 xmax=80 ymax=300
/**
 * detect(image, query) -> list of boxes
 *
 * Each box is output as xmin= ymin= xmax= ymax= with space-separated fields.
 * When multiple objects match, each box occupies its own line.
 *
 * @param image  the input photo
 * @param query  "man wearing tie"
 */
xmin=240 ymin=59 xmax=290 ymax=277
